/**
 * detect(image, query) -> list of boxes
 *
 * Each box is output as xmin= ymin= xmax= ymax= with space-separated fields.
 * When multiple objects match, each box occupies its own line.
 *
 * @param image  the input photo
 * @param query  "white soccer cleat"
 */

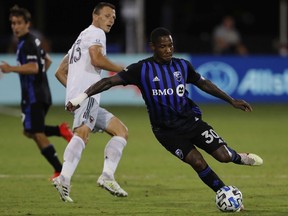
xmin=97 ymin=175 xmax=128 ymax=197
xmin=52 ymin=176 xmax=73 ymax=202
xmin=239 ymin=153 xmax=263 ymax=166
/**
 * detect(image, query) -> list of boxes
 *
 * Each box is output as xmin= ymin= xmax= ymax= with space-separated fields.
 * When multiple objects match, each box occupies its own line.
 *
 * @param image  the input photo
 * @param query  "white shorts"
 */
xmin=73 ymin=97 xmax=114 ymax=133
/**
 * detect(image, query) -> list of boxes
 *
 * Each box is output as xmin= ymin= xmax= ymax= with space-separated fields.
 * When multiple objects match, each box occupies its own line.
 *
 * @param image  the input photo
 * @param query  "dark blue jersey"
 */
xmin=16 ymin=33 xmax=51 ymax=105
xmin=118 ymin=57 xmax=202 ymax=131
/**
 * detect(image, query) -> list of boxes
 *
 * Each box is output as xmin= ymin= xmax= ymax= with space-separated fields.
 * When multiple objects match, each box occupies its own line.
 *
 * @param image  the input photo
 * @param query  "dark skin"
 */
xmin=66 ymin=35 xmax=253 ymax=171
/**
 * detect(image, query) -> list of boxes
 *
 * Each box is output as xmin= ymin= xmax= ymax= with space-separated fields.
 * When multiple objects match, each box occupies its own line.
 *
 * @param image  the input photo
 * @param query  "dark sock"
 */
xmin=41 ymin=144 xmax=62 ymax=172
xmin=45 ymin=125 xmax=61 ymax=137
xmin=226 ymin=146 xmax=242 ymax=164
xmin=198 ymin=166 xmax=225 ymax=192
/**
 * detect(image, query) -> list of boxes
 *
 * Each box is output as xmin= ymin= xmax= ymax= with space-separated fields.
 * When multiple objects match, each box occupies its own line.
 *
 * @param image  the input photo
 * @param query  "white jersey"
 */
xmin=66 ymin=25 xmax=106 ymax=104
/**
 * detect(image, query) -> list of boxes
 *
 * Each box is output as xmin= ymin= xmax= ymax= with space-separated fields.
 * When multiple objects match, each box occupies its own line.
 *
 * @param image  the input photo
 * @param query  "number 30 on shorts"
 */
xmin=201 ymin=129 xmax=222 ymax=144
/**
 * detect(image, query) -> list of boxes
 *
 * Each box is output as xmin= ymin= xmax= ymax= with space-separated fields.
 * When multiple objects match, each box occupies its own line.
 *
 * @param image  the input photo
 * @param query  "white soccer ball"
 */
xmin=215 ymin=185 xmax=243 ymax=212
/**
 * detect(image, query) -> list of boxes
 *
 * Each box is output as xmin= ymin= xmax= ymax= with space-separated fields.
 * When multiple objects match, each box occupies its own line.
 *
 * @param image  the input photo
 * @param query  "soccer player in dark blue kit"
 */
xmin=66 ymin=27 xmax=263 ymax=208
xmin=0 ymin=5 xmax=73 ymax=180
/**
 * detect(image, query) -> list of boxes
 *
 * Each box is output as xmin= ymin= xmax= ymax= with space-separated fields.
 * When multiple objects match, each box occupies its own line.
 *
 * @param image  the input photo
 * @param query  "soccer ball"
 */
xmin=215 ymin=185 xmax=243 ymax=212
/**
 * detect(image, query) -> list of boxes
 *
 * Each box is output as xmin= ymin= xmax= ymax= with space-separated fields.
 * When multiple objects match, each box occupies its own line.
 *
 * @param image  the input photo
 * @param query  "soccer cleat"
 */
xmin=59 ymin=122 xmax=73 ymax=142
xmin=52 ymin=176 xmax=73 ymax=202
xmin=239 ymin=153 xmax=263 ymax=166
xmin=49 ymin=171 xmax=60 ymax=181
xmin=97 ymin=175 xmax=128 ymax=197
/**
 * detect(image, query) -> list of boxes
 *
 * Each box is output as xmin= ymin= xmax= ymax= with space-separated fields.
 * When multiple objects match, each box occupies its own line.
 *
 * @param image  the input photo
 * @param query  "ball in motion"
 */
xmin=215 ymin=185 xmax=243 ymax=212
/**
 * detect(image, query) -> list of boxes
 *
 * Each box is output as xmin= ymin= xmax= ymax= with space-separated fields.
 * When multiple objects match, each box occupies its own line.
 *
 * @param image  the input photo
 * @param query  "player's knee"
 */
xmin=185 ymin=151 xmax=207 ymax=171
xmin=107 ymin=117 xmax=129 ymax=140
xmin=118 ymin=124 xmax=128 ymax=140
xmin=74 ymin=126 xmax=90 ymax=145
xmin=23 ymin=131 xmax=33 ymax=139
xmin=192 ymin=158 xmax=207 ymax=170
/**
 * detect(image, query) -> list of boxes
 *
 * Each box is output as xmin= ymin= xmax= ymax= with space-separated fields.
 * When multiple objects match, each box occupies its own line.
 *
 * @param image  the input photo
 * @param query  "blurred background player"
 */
xmin=0 ymin=5 xmax=73 ymax=180
xmin=212 ymin=15 xmax=248 ymax=55
xmin=67 ymin=27 xmax=263 ymax=210
xmin=53 ymin=2 xmax=128 ymax=202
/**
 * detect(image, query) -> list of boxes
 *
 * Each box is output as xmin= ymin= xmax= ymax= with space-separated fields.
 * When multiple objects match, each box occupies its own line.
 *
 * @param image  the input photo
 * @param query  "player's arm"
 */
xmin=0 ymin=61 xmax=38 ymax=74
xmin=55 ymin=54 xmax=69 ymax=87
xmin=66 ymin=75 xmax=124 ymax=112
xmin=195 ymin=76 xmax=252 ymax=112
xmin=44 ymin=53 xmax=52 ymax=72
xmin=89 ymin=45 xmax=123 ymax=72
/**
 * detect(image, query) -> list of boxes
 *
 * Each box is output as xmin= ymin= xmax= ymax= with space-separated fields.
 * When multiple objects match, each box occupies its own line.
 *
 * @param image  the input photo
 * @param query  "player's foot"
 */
xmin=59 ymin=122 xmax=73 ymax=142
xmin=52 ymin=176 xmax=73 ymax=202
xmin=49 ymin=171 xmax=60 ymax=181
xmin=97 ymin=175 xmax=128 ymax=197
xmin=239 ymin=153 xmax=263 ymax=166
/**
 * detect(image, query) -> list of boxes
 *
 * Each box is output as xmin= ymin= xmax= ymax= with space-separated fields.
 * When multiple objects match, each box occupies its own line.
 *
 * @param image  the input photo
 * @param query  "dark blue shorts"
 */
xmin=21 ymin=102 xmax=50 ymax=133
xmin=153 ymin=120 xmax=227 ymax=161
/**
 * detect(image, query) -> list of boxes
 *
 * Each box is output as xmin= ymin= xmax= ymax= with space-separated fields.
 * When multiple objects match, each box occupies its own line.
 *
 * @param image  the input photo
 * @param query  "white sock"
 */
xmin=102 ymin=136 xmax=127 ymax=180
xmin=61 ymin=136 xmax=85 ymax=185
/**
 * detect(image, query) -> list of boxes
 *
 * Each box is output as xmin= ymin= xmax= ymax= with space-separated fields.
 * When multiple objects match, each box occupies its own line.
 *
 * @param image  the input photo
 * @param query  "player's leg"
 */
xmin=153 ymin=127 xmax=225 ymax=192
xmin=53 ymin=98 xmax=97 ymax=202
xmin=22 ymin=103 xmax=62 ymax=179
xmin=30 ymin=132 xmax=62 ymax=179
xmin=212 ymin=145 xmax=263 ymax=166
xmin=184 ymin=148 xmax=225 ymax=192
xmin=95 ymin=108 xmax=128 ymax=197
xmin=194 ymin=120 xmax=263 ymax=166
xmin=60 ymin=124 xmax=89 ymax=184
xmin=53 ymin=125 xmax=88 ymax=202
xmin=42 ymin=104 xmax=73 ymax=142
xmin=44 ymin=123 xmax=73 ymax=142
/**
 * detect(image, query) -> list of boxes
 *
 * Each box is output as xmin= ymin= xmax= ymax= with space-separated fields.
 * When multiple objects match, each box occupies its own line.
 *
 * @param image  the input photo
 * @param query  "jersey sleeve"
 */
xmin=23 ymin=39 xmax=39 ymax=63
xmin=186 ymin=60 xmax=201 ymax=84
xmin=117 ymin=62 xmax=142 ymax=85
xmin=85 ymin=28 xmax=106 ymax=54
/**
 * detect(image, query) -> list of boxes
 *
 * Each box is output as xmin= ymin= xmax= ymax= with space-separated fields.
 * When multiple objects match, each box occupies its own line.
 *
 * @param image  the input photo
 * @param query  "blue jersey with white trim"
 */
xmin=118 ymin=57 xmax=202 ymax=130
xmin=16 ymin=33 xmax=51 ymax=105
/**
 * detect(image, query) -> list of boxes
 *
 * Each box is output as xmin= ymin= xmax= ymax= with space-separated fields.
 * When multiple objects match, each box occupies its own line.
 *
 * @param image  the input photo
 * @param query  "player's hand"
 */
xmin=65 ymin=93 xmax=88 ymax=112
xmin=65 ymin=102 xmax=80 ymax=112
xmin=0 ymin=61 xmax=12 ymax=73
xmin=231 ymin=99 xmax=253 ymax=112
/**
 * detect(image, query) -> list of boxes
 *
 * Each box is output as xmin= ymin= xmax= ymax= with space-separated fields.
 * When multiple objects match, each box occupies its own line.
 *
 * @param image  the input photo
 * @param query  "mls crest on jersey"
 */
xmin=173 ymin=71 xmax=182 ymax=82
xmin=175 ymin=149 xmax=184 ymax=159
xmin=89 ymin=115 xmax=94 ymax=123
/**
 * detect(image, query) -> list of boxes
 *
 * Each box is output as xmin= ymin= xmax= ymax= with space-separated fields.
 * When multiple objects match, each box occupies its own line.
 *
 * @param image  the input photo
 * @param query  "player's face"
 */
xmin=10 ymin=16 xmax=30 ymax=38
xmin=151 ymin=35 xmax=174 ymax=64
xmin=93 ymin=6 xmax=116 ymax=33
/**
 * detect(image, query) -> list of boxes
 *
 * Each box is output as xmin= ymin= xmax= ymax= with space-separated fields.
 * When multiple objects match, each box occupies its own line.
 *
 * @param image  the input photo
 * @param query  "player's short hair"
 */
xmin=150 ymin=27 xmax=171 ymax=44
xmin=93 ymin=2 xmax=116 ymax=15
xmin=9 ymin=5 xmax=31 ymax=23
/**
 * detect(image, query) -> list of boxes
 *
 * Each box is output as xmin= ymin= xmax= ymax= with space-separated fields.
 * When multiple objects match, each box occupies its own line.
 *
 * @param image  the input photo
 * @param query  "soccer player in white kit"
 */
xmin=53 ymin=2 xmax=128 ymax=202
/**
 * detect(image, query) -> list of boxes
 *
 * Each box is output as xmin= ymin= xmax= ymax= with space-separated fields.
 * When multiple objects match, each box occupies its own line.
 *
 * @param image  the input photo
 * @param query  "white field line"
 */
xmin=0 ymin=106 xmax=21 ymax=117
xmin=0 ymin=174 xmax=287 ymax=179
xmin=0 ymin=174 xmax=98 ymax=179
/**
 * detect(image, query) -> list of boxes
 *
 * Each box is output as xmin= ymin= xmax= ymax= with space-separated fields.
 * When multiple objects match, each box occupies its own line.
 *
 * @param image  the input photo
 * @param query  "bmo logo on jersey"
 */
xmin=152 ymin=84 xmax=185 ymax=97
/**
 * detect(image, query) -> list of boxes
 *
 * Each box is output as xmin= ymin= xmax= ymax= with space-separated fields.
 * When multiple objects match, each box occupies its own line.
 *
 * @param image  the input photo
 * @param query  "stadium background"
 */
xmin=0 ymin=0 xmax=287 ymax=105
xmin=0 ymin=0 xmax=284 ymax=54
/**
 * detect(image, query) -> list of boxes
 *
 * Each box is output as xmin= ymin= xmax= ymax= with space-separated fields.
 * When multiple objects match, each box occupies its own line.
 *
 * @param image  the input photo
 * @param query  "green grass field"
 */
xmin=0 ymin=104 xmax=287 ymax=216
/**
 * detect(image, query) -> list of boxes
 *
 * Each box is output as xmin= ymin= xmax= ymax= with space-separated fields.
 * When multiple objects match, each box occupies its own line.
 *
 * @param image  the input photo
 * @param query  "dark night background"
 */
xmin=0 ymin=0 xmax=281 ymax=54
